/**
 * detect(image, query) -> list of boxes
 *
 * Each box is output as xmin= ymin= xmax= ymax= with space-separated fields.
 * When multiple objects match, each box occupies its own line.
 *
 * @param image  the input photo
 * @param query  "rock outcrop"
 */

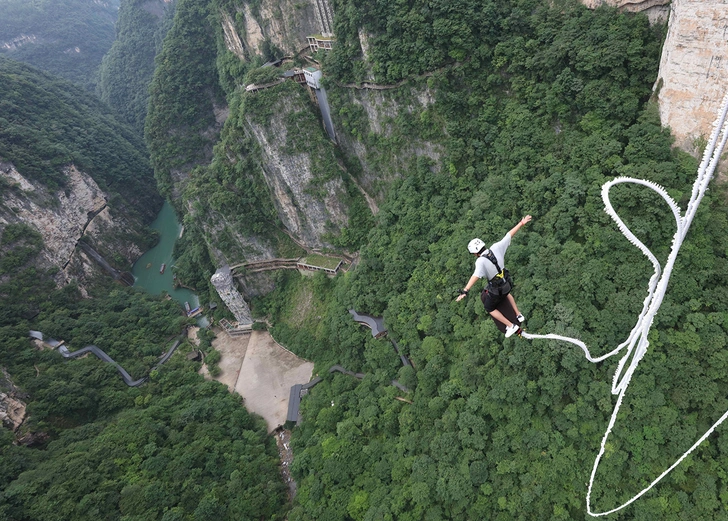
xmin=580 ymin=0 xmax=669 ymax=23
xmin=221 ymin=0 xmax=321 ymax=59
xmin=0 ymin=369 xmax=26 ymax=432
xmin=653 ymin=1 xmax=728 ymax=154
xmin=0 ymin=162 xmax=145 ymax=288
xmin=0 ymin=392 xmax=26 ymax=432
xmin=246 ymin=103 xmax=349 ymax=249
xmin=220 ymin=10 xmax=245 ymax=60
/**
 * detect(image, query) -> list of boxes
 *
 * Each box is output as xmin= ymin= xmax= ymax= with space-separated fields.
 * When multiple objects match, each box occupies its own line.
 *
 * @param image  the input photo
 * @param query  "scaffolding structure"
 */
xmin=211 ymin=265 xmax=252 ymax=326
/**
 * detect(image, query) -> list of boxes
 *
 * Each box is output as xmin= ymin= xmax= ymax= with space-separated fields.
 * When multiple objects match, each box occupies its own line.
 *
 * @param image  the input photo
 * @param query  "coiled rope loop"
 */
xmin=521 ymin=92 xmax=728 ymax=516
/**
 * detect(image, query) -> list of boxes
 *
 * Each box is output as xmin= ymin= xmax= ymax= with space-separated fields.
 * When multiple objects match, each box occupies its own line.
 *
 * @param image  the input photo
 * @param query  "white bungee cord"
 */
xmin=520 ymin=93 xmax=728 ymax=516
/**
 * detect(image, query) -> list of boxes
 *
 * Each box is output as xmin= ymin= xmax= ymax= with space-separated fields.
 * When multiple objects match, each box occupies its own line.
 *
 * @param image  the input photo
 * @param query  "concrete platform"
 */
xmin=235 ymin=331 xmax=313 ymax=432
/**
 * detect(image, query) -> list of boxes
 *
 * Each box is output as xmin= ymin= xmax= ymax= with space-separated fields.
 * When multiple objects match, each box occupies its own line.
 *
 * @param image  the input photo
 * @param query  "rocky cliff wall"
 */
xmin=653 ymin=0 xmax=728 ymax=153
xmin=245 ymin=98 xmax=349 ymax=250
xmin=581 ymin=0 xmax=670 ymax=23
xmin=0 ymin=163 xmax=145 ymax=288
xmin=220 ymin=0 xmax=320 ymax=59
xmin=581 ymin=0 xmax=728 ymax=156
xmin=196 ymin=205 xmax=277 ymax=266
xmin=188 ymin=84 xmax=350 ymax=267
xmin=0 ymin=368 xmax=26 ymax=433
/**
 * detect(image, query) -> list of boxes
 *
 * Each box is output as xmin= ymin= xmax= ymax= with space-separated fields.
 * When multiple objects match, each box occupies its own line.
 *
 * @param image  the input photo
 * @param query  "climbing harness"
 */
xmin=520 ymin=93 xmax=728 ymax=517
xmin=481 ymin=249 xmax=512 ymax=296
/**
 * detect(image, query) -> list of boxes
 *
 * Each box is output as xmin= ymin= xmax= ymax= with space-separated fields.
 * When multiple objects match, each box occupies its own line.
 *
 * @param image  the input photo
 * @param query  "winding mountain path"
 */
xmin=30 ymin=330 xmax=182 ymax=387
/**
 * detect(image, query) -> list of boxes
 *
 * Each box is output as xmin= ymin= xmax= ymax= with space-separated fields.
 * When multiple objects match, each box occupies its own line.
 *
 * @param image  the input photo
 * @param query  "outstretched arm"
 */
xmin=456 ymin=274 xmax=481 ymax=301
xmin=508 ymin=215 xmax=532 ymax=237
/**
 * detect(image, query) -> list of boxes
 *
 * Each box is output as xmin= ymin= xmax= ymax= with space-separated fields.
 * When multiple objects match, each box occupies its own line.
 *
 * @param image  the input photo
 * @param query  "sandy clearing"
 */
xmin=236 ymin=331 xmax=314 ymax=433
xmin=200 ymin=326 xmax=251 ymax=391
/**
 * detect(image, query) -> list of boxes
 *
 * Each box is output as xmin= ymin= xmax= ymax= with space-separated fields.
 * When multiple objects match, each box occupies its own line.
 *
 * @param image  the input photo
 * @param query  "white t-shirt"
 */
xmin=473 ymin=233 xmax=511 ymax=280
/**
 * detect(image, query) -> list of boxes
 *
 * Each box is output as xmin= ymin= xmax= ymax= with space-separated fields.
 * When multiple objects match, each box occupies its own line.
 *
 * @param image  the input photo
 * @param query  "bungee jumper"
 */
xmin=456 ymin=215 xmax=532 ymax=337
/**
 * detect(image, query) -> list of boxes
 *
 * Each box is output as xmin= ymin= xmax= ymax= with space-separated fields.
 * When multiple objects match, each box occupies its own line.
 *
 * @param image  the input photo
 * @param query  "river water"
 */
xmin=132 ymin=201 xmax=200 ymax=310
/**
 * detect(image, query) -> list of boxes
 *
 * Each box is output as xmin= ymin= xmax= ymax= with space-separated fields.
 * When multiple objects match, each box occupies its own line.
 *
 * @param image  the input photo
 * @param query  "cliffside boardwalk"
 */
xmin=29 ymin=330 xmax=182 ymax=387
xmin=230 ymin=256 xmax=346 ymax=275
xmin=287 ymin=310 xmax=412 ymax=425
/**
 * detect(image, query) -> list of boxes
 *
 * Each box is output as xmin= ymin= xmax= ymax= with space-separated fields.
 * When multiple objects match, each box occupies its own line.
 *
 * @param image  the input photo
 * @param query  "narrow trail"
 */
xmin=521 ymin=93 xmax=728 ymax=517
xmin=30 ymin=330 xmax=183 ymax=387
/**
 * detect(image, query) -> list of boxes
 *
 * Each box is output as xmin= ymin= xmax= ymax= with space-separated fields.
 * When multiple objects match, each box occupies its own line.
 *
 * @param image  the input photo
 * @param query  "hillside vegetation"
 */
xmin=0 ymin=144 xmax=287 ymax=521
xmin=98 ymin=0 xmax=176 ymax=133
xmin=0 ymin=3 xmax=288 ymax=519
xmin=10 ymin=0 xmax=721 ymax=518
xmin=247 ymin=2 xmax=728 ymax=520
xmin=0 ymin=0 xmax=118 ymax=92
xmin=145 ymin=0 xmax=225 ymax=200
xmin=0 ymin=56 xmax=159 ymax=216
xmin=0 ymin=281 xmax=287 ymax=520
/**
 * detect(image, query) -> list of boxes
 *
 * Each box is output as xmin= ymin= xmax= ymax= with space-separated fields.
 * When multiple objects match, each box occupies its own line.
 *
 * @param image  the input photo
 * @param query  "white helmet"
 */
xmin=468 ymin=238 xmax=485 ymax=254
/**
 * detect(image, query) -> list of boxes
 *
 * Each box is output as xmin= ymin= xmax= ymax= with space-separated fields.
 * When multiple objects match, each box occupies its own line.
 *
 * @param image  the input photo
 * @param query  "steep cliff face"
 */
xmin=98 ymin=0 xmax=176 ymax=133
xmin=653 ymin=0 xmax=728 ymax=153
xmin=580 ymin=0 xmax=728 ymax=155
xmin=580 ymin=0 xmax=669 ymax=23
xmin=220 ymin=0 xmax=321 ymax=58
xmin=0 ymin=368 xmax=26 ymax=432
xmin=183 ymin=82 xmax=352 ymax=267
xmin=246 ymin=110 xmax=349 ymax=249
xmin=0 ymin=163 xmax=146 ymax=287
xmin=195 ymin=205 xmax=278 ymax=266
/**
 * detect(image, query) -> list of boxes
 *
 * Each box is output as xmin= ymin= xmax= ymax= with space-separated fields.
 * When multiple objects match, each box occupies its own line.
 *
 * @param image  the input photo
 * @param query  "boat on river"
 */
xmin=160 ymin=263 xmax=166 ymax=274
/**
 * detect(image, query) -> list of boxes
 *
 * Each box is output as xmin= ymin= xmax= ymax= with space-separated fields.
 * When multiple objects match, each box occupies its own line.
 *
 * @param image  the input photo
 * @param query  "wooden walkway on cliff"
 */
xmin=230 ymin=257 xmax=346 ymax=275
xmin=230 ymin=258 xmax=300 ymax=273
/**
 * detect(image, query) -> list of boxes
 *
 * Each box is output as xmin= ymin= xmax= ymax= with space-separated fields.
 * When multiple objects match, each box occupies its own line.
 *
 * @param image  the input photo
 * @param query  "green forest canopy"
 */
xmin=98 ymin=0 xmax=175 ymax=133
xmin=252 ymin=2 xmax=728 ymax=520
xmin=0 ymin=224 xmax=288 ymax=520
xmin=143 ymin=0 xmax=728 ymax=517
xmin=0 ymin=56 xmax=159 ymax=216
xmin=0 ymin=0 xmax=118 ymax=92
xmin=3 ymin=0 xmax=728 ymax=519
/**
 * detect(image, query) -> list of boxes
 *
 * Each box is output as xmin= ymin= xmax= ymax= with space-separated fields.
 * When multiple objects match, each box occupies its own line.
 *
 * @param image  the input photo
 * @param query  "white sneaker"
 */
xmin=505 ymin=323 xmax=519 ymax=338
xmin=516 ymin=314 xmax=525 ymax=323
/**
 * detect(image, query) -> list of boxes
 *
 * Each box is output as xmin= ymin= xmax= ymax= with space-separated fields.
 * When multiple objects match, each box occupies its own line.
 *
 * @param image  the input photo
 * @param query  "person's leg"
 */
xmin=488 ymin=308 xmax=513 ymax=328
xmin=506 ymin=294 xmax=520 ymax=316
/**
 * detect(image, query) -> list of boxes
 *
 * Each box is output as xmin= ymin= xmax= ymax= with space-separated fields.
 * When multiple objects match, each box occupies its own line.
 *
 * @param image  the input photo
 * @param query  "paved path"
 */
xmin=30 ymin=330 xmax=182 ymax=387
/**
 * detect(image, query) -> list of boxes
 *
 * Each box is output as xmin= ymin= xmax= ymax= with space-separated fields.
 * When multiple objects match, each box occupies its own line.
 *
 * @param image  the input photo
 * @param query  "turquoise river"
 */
xmin=132 ymin=201 xmax=200 ymax=310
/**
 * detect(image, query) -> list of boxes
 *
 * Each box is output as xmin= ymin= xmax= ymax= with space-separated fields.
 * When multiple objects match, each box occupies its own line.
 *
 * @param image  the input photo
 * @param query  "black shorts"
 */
xmin=481 ymin=287 xmax=508 ymax=313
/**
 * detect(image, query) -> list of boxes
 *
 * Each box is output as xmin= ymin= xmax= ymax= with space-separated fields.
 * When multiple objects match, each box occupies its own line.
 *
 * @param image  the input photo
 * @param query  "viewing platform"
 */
xmin=306 ymin=34 xmax=335 ymax=53
xmin=230 ymin=254 xmax=348 ymax=276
